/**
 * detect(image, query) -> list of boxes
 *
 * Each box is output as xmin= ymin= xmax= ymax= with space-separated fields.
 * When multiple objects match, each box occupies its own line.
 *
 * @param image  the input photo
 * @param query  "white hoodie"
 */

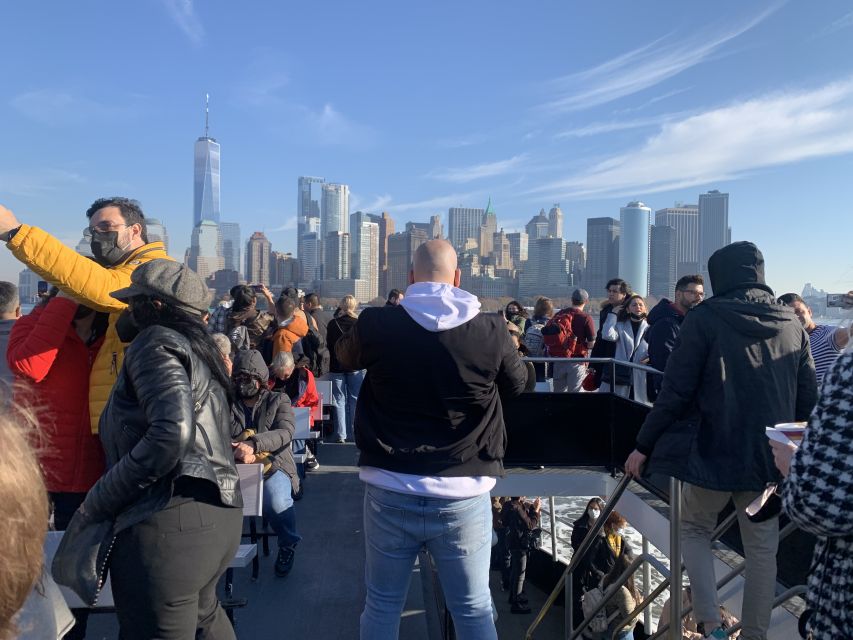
xmin=399 ymin=281 xmax=481 ymax=332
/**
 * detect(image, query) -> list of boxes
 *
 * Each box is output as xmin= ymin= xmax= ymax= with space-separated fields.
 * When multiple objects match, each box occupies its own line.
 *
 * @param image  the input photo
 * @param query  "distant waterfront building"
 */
xmin=387 ymin=228 xmax=428 ymax=293
xmin=525 ymin=209 xmax=550 ymax=240
xmin=518 ymin=237 xmax=572 ymax=300
xmin=270 ymin=252 xmax=299 ymax=289
xmin=219 ymin=221 xmax=240 ymax=276
xmin=367 ymin=212 xmax=395 ymax=296
xmin=428 ymin=214 xmax=443 ymax=240
xmin=619 ymin=201 xmax=651 ymax=297
xmin=324 ymin=231 xmax=350 ymax=281
xmin=207 ymin=269 xmax=240 ymax=299
xmin=655 ymin=205 xmax=699 ymax=276
xmin=146 ymin=218 xmax=170 ymax=254
xmin=586 ymin=217 xmax=620 ymax=296
xmin=492 ymin=229 xmax=513 ymax=270
xmin=507 ymin=232 xmax=529 ymax=266
xmin=698 ymin=190 xmax=730 ymax=289
xmin=18 ymin=268 xmax=39 ymax=303
xmin=479 ymin=198 xmax=498 ymax=258
xmin=321 ymin=183 xmax=349 ymax=263
xmin=548 ymin=204 xmax=564 ymax=239
xmin=350 ymin=212 xmax=380 ymax=300
xmin=246 ymin=231 xmax=272 ymax=285
xmin=187 ymin=221 xmax=223 ymax=280
xmin=193 ymin=95 xmax=220 ymax=226
xmin=650 ymin=225 xmax=677 ymax=299
xmin=297 ymin=176 xmax=324 ymax=279
xmin=448 ymin=207 xmax=485 ymax=251
xmin=318 ymin=278 xmax=372 ymax=303
xmin=300 ymin=231 xmax=321 ymax=284
xmin=566 ymin=241 xmax=586 ymax=287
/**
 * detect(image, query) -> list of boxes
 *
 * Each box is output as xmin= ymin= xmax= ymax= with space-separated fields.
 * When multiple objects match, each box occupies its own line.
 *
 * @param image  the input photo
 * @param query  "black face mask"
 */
xmin=90 ymin=229 xmax=131 ymax=267
xmin=629 ymin=312 xmax=647 ymax=321
xmin=115 ymin=309 xmax=140 ymax=343
xmin=238 ymin=381 xmax=260 ymax=399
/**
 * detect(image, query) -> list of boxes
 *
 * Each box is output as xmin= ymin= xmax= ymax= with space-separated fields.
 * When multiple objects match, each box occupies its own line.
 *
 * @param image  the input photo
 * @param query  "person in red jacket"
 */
xmin=270 ymin=350 xmax=321 ymax=470
xmin=6 ymin=290 xmax=108 ymax=529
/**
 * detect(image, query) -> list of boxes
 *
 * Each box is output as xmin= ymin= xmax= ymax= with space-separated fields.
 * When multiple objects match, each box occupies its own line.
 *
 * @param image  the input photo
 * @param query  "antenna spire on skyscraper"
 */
xmin=205 ymin=93 xmax=210 ymax=138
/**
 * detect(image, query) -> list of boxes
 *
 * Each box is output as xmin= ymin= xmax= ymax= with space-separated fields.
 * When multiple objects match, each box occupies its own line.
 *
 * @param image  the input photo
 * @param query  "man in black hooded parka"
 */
xmin=625 ymin=241 xmax=817 ymax=640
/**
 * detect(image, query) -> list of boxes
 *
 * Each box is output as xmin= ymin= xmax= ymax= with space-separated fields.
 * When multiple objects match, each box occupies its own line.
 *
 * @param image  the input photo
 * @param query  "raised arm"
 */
xmin=6 ymin=298 xmax=75 ymax=382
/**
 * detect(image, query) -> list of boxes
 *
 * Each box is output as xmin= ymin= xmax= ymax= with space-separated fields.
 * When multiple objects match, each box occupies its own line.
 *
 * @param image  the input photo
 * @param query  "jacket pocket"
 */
xmin=196 ymin=424 xmax=214 ymax=456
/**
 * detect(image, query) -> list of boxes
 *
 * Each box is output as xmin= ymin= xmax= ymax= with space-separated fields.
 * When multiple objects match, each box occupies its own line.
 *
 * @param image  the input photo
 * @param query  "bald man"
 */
xmin=337 ymin=239 xmax=528 ymax=639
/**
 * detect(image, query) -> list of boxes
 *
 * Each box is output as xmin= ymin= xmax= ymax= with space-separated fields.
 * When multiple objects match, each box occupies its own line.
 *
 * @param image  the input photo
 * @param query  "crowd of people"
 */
xmin=0 ymin=196 xmax=850 ymax=640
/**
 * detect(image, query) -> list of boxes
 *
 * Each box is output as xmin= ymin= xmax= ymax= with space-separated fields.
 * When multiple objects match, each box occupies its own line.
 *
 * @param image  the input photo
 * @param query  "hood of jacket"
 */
xmin=708 ymin=241 xmax=774 ymax=297
xmin=400 ymin=282 xmax=481 ymax=332
xmin=647 ymin=299 xmax=682 ymax=326
xmin=233 ymin=349 xmax=269 ymax=383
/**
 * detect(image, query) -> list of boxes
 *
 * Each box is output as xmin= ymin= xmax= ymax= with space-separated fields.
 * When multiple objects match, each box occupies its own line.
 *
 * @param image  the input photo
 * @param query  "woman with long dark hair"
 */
xmin=71 ymin=260 xmax=243 ymax=640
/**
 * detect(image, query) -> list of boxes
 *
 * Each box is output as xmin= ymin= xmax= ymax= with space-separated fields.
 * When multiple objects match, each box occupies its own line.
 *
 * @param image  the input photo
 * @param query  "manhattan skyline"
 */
xmin=1 ymin=1 xmax=852 ymax=296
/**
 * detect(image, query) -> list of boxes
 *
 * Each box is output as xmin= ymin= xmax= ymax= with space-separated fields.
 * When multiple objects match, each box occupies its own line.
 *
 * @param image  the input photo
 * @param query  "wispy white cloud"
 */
xmin=816 ymin=10 xmax=853 ymax=37
xmin=555 ymin=112 xmax=691 ymax=138
xmin=10 ymin=90 xmax=140 ymax=126
xmin=533 ymin=77 xmax=853 ymax=199
xmin=434 ymin=133 xmax=489 ymax=149
xmin=428 ymin=154 xmax=529 ymax=183
xmin=270 ymin=216 xmax=298 ymax=232
xmin=300 ymin=103 xmax=375 ymax=147
xmin=538 ymin=6 xmax=779 ymax=114
xmin=350 ymin=194 xmax=393 ymax=212
xmin=612 ymin=88 xmax=693 ymax=115
xmin=160 ymin=0 xmax=204 ymax=46
xmin=0 ymin=168 xmax=85 ymax=197
xmin=388 ymin=192 xmax=486 ymax=214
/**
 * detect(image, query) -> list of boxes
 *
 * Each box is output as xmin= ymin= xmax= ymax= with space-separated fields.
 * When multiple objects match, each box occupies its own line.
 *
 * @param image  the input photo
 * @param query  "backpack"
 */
xmin=581 ymin=586 xmax=609 ymax=633
xmin=523 ymin=320 xmax=547 ymax=356
xmin=301 ymin=324 xmax=330 ymax=378
xmin=541 ymin=310 xmax=581 ymax=357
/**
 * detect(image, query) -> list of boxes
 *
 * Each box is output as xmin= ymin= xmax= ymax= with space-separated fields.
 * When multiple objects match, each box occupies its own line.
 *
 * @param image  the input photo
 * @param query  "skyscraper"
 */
xmin=193 ymin=94 xmax=220 ymax=226
xmin=698 ymin=190 xmax=730 ymax=287
xmin=146 ymin=218 xmax=169 ymax=254
xmin=650 ymin=225 xmax=677 ymax=299
xmin=324 ymin=231 xmax=350 ymax=281
xmin=297 ymin=176 xmax=324 ymax=279
xmin=448 ymin=207 xmax=485 ymax=251
xmin=525 ymin=209 xmax=550 ymax=240
xmin=428 ymin=214 xmax=443 ymax=240
xmin=321 ymin=183 xmax=349 ymax=261
xmin=566 ymin=241 xmax=586 ymax=287
xmin=586 ymin=217 xmax=620 ymax=295
xmin=619 ymin=201 xmax=651 ymax=297
xmin=479 ymin=198 xmax=497 ymax=258
xmin=219 ymin=222 xmax=240 ymax=276
xmin=518 ymin=237 xmax=571 ymax=299
xmin=492 ymin=229 xmax=513 ymax=270
xmin=270 ymin=251 xmax=299 ymax=288
xmin=655 ymin=205 xmax=699 ymax=275
xmin=367 ymin=212 xmax=394 ymax=296
xmin=246 ymin=231 xmax=272 ymax=285
xmin=350 ymin=212 xmax=380 ymax=300
xmin=187 ymin=221 xmax=223 ymax=280
xmin=548 ymin=204 xmax=564 ymax=239
xmin=300 ymin=231 xmax=321 ymax=284
xmin=387 ymin=229 xmax=428 ymax=293
xmin=507 ymin=232 xmax=529 ymax=266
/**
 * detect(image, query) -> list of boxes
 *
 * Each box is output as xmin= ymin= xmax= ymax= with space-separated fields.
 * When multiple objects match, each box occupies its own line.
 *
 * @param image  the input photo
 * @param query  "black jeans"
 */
xmin=110 ymin=497 xmax=243 ymax=640
xmin=509 ymin=549 xmax=529 ymax=601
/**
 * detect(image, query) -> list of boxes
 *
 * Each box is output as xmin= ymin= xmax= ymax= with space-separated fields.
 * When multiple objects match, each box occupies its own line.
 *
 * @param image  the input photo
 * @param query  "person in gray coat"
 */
xmin=625 ymin=241 xmax=817 ymax=640
xmin=230 ymin=349 xmax=301 ymax=577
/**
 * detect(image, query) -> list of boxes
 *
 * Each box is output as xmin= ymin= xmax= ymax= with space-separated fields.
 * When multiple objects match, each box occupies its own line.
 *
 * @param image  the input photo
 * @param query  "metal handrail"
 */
xmin=646 ymin=519 xmax=800 ymax=640
xmin=522 ymin=356 xmax=664 ymax=377
xmin=525 ymin=473 xmax=633 ymax=639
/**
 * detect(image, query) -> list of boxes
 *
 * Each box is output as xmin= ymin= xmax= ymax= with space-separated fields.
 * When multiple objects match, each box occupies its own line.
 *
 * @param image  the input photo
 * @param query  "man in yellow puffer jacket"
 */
xmin=0 ymin=198 xmax=172 ymax=432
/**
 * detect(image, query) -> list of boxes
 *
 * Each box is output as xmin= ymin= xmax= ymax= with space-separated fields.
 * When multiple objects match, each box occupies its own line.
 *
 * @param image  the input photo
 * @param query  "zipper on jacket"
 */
xmin=197 ymin=424 xmax=214 ymax=455
xmin=110 ymin=352 xmax=117 ymax=376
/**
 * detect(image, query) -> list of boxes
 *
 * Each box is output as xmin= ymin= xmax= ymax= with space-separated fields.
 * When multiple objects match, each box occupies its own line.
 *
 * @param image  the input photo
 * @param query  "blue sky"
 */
xmin=1 ymin=0 xmax=852 ymax=296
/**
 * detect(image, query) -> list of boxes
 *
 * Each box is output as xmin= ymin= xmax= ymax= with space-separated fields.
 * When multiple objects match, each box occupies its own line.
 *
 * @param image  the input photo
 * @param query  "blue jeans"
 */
xmin=263 ymin=470 xmax=301 ymax=548
xmin=329 ymin=370 xmax=365 ymax=440
xmin=360 ymin=485 xmax=496 ymax=640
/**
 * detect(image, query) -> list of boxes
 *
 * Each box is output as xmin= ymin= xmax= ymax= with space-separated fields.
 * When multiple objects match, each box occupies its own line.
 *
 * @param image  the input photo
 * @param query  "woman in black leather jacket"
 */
xmin=77 ymin=260 xmax=243 ymax=640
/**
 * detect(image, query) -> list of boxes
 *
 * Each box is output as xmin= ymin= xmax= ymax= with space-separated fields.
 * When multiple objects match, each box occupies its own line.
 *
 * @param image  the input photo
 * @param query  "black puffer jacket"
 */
xmin=636 ymin=242 xmax=818 ymax=491
xmin=84 ymin=325 xmax=242 ymax=533
xmin=645 ymin=299 xmax=684 ymax=398
xmin=230 ymin=349 xmax=299 ymax=493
